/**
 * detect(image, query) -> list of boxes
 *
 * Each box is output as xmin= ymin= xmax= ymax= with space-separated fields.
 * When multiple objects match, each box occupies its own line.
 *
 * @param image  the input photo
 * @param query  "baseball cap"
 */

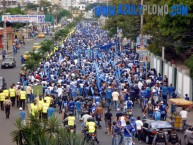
xmin=19 ymin=107 xmax=22 ymax=111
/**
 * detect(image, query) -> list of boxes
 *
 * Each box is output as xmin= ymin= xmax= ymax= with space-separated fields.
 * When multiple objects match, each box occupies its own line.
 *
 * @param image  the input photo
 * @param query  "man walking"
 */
xmin=3 ymin=97 xmax=12 ymax=119
xmin=123 ymin=120 xmax=133 ymax=145
xmin=179 ymin=107 xmax=187 ymax=130
xmin=9 ymin=86 xmax=16 ymax=107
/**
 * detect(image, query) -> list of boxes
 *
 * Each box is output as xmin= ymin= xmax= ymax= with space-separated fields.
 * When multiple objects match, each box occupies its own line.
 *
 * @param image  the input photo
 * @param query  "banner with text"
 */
xmin=2 ymin=15 xmax=45 ymax=23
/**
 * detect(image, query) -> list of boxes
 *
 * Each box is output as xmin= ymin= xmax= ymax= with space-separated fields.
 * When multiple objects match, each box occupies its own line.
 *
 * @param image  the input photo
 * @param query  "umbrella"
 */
xmin=169 ymin=98 xmax=193 ymax=106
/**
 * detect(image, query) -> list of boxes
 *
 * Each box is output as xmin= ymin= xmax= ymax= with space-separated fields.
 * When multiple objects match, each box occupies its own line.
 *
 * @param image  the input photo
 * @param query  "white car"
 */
xmin=184 ymin=127 xmax=193 ymax=145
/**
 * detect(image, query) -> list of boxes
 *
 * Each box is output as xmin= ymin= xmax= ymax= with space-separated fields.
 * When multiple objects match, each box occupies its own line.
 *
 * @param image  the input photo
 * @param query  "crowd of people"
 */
xmin=0 ymin=20 xmax=190 ymax=145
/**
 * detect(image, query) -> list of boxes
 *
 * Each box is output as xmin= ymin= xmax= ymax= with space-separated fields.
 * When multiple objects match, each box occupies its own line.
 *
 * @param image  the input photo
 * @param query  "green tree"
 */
xmin=40 ymin=39 xmax=53 ymax=53
xmin=5 ymin=7 xmax=25 ymax=15
xmin=58 ymin=9 xmax=72 ymax=22
xmin=143 ymin=0 xmax=193 ymax=57
xmin=11 ymin=115 xmax=85 ymax=145
xmin=23 ymin=59 xmax=39 ymax=71
xmin=85 ymin=2 xmax=105 ymax=11
xmin=185 ymin=55 xmax=193 ymax=79
xmin=103 ymin=0 xmax=141 ymax=40
xmin=26 ymin=3 xmax=39 ymax=11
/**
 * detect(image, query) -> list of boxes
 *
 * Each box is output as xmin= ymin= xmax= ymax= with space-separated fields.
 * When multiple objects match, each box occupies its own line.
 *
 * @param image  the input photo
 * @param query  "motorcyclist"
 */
xmin=152 ymin=128 xmax=167 ymax=145
xmin=85 ymin=117 xmax=99 ymax=144
xmin=63 ymin=112 xmax=76 ymax=132
xmin=168 ymin=128 xmax=181 ymax=145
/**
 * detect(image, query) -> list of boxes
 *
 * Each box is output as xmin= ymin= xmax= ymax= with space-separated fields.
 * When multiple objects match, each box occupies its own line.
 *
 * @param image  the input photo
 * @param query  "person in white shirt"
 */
xmin=135 ymin=116 xmax=143 ymax=142
xmin=81 ymin=112 xmax=92 ymax=124
xmin=138 ymin=81 xmax=143 ymax=90
xmin=112 ymin=89 xmax=119 ymax=109
xmin=179 ymin=107 xmax=188 ymax=130
xmin=57 ymin=85 xmax=63 ymax=97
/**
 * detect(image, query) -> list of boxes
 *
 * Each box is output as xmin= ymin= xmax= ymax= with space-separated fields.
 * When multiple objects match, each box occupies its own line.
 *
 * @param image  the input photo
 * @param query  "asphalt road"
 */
xmin=0 ymin=36 xmax=48 ymax=145
xmin=0 ymin=36 xmax=185 ymax=145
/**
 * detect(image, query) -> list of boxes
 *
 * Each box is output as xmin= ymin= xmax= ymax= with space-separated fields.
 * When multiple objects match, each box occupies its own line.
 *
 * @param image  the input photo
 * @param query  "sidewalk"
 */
xmin=167 ymin=103 xmax=193 ymax=128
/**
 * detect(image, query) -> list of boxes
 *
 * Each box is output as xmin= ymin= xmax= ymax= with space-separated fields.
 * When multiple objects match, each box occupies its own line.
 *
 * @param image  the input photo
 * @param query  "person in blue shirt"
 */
xmin=153 ymin=108 xmax=161 ymax=121
xmin=185 ymin=94 xmax=190 ymax=101
xmin=168 ymin=84 xmax=175 ymax=98
xmin=140 ymin=87 xmax=147 ymax=108
xmin=105 ymin=86 xmax=113 ymax=107
xmin=162 ymin=84 xmax=168 ymax=102
xmin=47 ymin=105 xmax=55 ymax=119
xmin=19 ymin=107 xmax=25 ymax=125
xmin=130 ymin=117 xmax=137 ymax=143
xmin=93 ymin=94 xmax=101 ymax=103
xmin=68 ymin=99 xmax=75 ymax=114
xmin=75 ymin=99 xmax=82 ymax=120
xmin=124 ymin=120 xmax=133 ymax=145
xmin=159 ymin=101 xmax=168 ymax=121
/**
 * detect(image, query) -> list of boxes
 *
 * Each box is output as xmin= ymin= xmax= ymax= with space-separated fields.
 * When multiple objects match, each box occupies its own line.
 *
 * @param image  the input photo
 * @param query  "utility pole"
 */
xmin=3 ymin=0 xmax=7 ymax=52
xmin=140 ymin=0 xmax=144 ymax=36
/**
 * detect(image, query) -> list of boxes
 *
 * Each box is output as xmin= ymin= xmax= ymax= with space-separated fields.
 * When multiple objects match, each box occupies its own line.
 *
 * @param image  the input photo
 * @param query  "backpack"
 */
xmin=156 ymin=132 xmax=166 ymax=143
xmin=168 ymin=133 xmax=179 ymax=144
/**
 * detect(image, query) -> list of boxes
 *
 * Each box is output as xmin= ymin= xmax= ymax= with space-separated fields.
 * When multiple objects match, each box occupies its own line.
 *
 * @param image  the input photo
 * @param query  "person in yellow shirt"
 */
xmin=20 ymin=87 xmax=26 ymax=110
xmin=3 ymin=89 xmax=9 ymax=97
xmin=85 ymin=117 xmax=99 ymax=144
xmin=9 ymin=86 xmax=16 ymax=107
xmin=31 ymin=102 xmax=38 ymax=117
xmin=42 ymin=100 xmax=49 ymax=120
xmin=0 ymin=90 xmax=6 ymax=111
xmin=64 ymin=112 xmax=76 ymax=132
xmin=37 ymin=97 xmax=44 ymax=119
xmin=44 ymin=96 xmax=51 ymax=104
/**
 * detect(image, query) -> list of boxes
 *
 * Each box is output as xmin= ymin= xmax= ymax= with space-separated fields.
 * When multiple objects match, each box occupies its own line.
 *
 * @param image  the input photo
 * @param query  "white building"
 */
xmin=85 ymin=0 xmax=98 ymax=3
xmin=25 ymin=0 xmax=40 ymax=4
xmin=0 ymin=0 xmax=18 ymax=10
xmin=60 ymin=0 xmax=73 ymax=10
xmin=73 ymin=3 xmax=86 ymax=11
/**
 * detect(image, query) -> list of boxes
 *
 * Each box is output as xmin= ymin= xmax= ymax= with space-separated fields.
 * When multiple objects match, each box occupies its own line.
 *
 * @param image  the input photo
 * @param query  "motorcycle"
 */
xmin=88 ymin=133 xmax=96 ymax=145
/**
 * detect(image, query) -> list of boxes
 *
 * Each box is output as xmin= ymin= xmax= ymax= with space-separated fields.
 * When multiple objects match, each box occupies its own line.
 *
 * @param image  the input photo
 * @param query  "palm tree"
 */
xmin=11 ymin=115 xmax=85 ymax=145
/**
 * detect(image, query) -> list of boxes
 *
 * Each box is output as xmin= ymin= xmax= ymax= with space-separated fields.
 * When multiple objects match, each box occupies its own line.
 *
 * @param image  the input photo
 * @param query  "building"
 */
xmin=0 ymin=0 xmax=19 ymax=10
xmin=73 ymin=3 xmax=86 ymax=11
xmin=85 ymin=0 xmax=98 ymax=3
xmin=0 ymin=27 xmax=14 ymax=49
xmin=25 ymin=0 xmax=40 ymax=4
xmin=60 ymin=0 xmax=72 ymax=10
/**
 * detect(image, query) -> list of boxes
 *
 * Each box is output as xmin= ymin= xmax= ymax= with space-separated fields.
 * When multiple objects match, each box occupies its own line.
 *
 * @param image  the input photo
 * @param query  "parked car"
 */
xmin=1 ymin=57 xmax=16 ymax=68
xmin=33 ymin=43 xmax=41 ymax=51
xmin=23 ymin=51 xmax=31 ymax=60
xmin=184 ymin=127 xmax=193 ymax=145
xmin=0 ymin=77 xmax=7 ymax=91
xmin=37 ymin=33 xmax=45 ymax=38
xmin=141 ymin=119 xmax=173 ymax=144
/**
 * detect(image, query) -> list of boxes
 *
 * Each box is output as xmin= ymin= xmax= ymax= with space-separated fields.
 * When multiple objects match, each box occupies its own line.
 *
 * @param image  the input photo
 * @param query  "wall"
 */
xmin=150 ymin=52 xmax=193 ymax=101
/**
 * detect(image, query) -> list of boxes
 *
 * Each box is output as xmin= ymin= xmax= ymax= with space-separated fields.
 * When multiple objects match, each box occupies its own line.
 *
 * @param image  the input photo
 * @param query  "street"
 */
xmin=0 ymin=37 xmax=48 ymax=145
xmin=0 ymin=37 xmax=185 ymax=145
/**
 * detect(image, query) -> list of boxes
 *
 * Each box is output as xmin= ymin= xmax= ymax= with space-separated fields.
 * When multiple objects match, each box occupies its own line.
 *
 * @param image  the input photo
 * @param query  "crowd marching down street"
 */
xmin=0 ymin=21 xmax=190 ymax=145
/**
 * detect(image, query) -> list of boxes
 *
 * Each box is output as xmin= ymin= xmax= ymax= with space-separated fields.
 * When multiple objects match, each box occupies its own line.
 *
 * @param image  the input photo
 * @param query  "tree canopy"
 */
xmin=103 ymin=0 xmax=141 ymax=39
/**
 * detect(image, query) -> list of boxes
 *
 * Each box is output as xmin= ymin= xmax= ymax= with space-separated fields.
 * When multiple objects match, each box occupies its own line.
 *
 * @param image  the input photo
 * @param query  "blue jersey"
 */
xmin=94 ymin=96 xmax=101 ymax=103
xmin=91 ymin=106 xmax=96 ymax=114
xmin=127 ymin=101 xmax=133 ymax=109
xmin=68 ymin=102 xmax=75 ymax=111
xmin=140 ymin=90 xmax=147 ymax=98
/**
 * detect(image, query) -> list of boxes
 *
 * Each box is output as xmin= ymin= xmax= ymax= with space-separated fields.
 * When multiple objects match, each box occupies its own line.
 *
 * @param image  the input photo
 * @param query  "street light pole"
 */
xmin=140 ymin=0 xmax=144 ymax=36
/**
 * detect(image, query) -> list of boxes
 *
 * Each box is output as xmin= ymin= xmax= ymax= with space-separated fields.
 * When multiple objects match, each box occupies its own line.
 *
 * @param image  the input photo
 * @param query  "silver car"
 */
xmin=184 ymin=127 xmax=193 ymax=145
xmin=1 ymin=57 xmax=16 ymax=69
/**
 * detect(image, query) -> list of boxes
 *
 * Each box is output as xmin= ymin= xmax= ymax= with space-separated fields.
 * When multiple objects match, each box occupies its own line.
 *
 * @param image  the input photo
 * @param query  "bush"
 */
xmin=11 ymin=115 xmax=85 ymax=145
xmin=185 ymin=55 xmax=193 ymax=79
